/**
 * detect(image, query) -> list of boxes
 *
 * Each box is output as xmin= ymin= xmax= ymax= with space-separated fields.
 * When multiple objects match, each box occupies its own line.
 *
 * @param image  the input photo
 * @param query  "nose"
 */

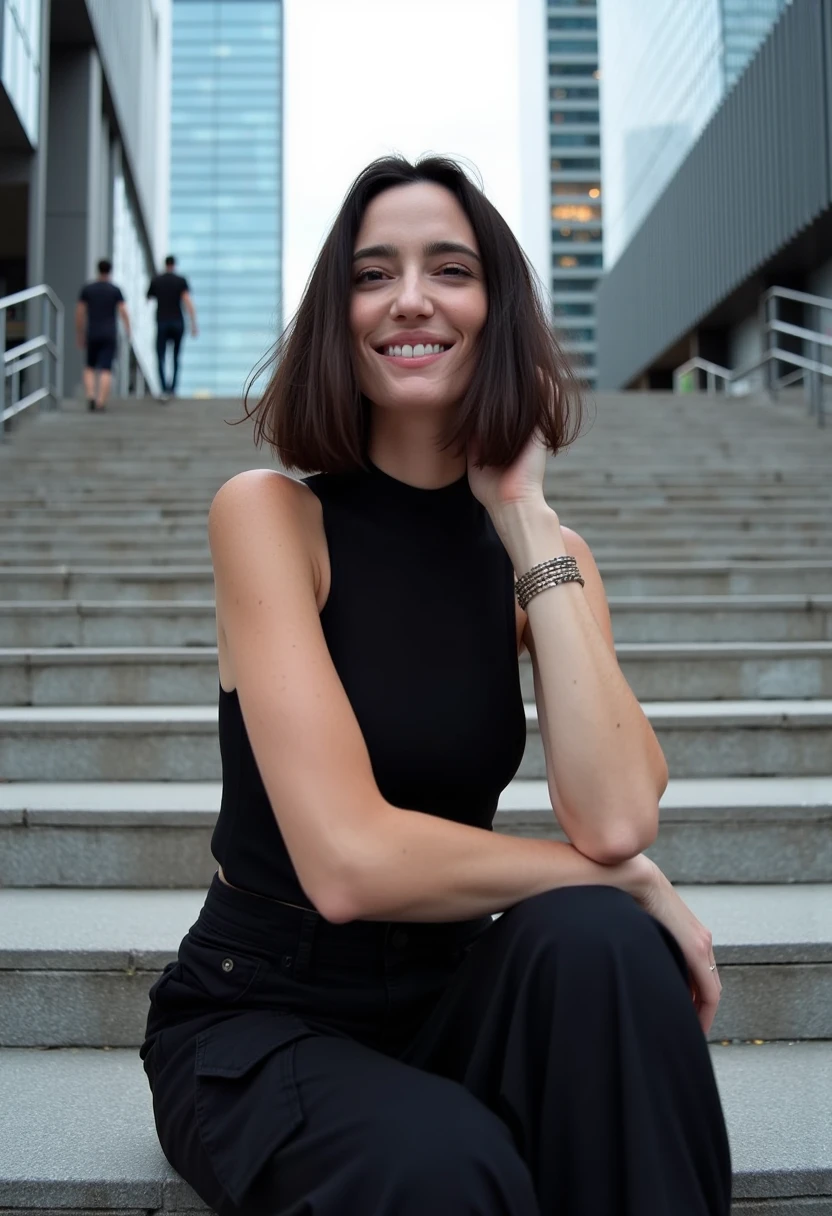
xmin=390 ymin=267 xmax=434 ymax=320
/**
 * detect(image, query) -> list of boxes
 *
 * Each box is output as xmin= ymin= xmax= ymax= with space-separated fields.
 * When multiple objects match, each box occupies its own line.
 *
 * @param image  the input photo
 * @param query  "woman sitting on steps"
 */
xmin=141 ymin=153 xmax=731 ymax=1216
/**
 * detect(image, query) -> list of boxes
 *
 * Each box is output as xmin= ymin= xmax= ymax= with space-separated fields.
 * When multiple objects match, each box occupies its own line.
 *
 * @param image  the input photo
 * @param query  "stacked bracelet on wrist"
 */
xmin=515 ymin=555 xmax=584 ymax=610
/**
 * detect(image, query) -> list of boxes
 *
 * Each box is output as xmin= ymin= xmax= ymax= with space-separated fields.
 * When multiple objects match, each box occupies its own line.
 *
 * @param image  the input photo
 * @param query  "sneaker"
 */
xmin=159 ymin=393 xmax=170 ymax=403
xmin=88 ymin=399 xmax=96 ymax=412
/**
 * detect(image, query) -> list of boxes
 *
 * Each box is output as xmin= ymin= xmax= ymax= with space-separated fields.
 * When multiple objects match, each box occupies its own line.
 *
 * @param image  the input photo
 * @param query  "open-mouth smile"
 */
xmin=374 ymin=342 xmax=454 ymax=367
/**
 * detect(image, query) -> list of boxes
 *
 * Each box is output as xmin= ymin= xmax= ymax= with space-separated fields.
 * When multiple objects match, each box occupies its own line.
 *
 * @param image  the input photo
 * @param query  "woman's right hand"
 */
xmin=627 ymin=856 xmax=722 ymax=1034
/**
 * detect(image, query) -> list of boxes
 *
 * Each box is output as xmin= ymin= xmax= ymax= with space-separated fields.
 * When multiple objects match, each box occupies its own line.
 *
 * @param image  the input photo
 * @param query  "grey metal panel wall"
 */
xmin=596 ymin=0 xmax=831 ymax=388
xmin=82 ymin=0 xmax=162 ymax=244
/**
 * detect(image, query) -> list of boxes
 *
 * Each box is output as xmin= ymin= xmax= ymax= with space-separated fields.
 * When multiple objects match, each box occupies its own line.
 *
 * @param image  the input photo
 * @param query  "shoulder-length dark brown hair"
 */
xmin=244 ymin=154 xmax=585 ymax=472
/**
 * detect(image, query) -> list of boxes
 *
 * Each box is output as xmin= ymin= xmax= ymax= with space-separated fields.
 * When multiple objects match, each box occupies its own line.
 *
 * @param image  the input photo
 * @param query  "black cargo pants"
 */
xmin=141 ymin=876 xmax=731 ymax=1215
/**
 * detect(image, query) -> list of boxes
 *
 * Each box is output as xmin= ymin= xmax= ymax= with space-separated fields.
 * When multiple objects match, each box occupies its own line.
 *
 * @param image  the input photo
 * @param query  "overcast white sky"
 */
xmin=282 ymin=0 xmax=532 ymax=321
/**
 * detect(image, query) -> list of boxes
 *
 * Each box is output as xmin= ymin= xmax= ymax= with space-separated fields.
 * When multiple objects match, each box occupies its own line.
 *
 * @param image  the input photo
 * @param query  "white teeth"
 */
xmin=383 ymin=343 xmax=448 ymax=357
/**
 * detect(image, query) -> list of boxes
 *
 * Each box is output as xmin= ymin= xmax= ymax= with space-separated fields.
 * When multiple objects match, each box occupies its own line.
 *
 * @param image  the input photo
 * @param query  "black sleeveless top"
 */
xmin=211 ymin=462 xmax=527 ymax=906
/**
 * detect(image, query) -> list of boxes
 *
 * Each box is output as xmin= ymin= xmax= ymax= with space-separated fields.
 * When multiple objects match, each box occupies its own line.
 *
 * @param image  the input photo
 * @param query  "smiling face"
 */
xmin=349 ymin=182 xmax=488 ymax=417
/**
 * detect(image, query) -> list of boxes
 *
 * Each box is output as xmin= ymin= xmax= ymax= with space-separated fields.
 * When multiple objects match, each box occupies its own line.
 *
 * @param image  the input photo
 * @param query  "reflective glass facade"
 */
xmin=547 ymin=1 xmax=601 ymax=387
xmin=170 ymin=0 xmax=282 ymax=397
xmin=599 ymin=0 xmax=789 ymax=269
xmin=1 ymin=0 xmax=41 ymax=146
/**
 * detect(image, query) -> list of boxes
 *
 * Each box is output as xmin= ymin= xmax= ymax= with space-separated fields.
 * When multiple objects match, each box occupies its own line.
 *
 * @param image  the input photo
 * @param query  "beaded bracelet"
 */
xmin=515 ymin=556 xmax=584 ymax=611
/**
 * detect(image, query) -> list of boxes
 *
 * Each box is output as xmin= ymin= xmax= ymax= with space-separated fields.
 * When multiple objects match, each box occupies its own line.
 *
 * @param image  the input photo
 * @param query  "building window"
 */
xmin=557 ymin=327 xmax=595 ymax=343
xmin=552 ymin=278 xmax=598 ymax=294
xmin=550 ymin=110 xmax=599 ymax=124
xmin=553 ymin=229 xmax=602 ymax=245
xmin=550 ymin=133 xmax=600 ymax=148
xmin=548 ymin=62 xmax=598 ymax=77
xmin=551 ymin=204 xmax=602 ymax=223
xmin=549 ymin=39 xmax=598 ymax=54
xmin=548 ymin=16 xmax=597 ymax=30
xmin=554 ymin=302 xmax=595 ymax=317
xmin=553 ymin=252 xmax=603 ymax=268
xmin=551 ymin=182 xmax=601 ymax=198
xmin=550 ymin=157 xmax=601 ymax=171
xmin=550 ymin=85 xmax=598 ymax=101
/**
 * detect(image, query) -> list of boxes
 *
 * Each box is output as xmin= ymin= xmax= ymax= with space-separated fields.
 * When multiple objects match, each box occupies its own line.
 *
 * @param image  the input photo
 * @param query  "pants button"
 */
xmin=221 ymin=958 xmax=234 ymax=973
xmin=391 ymin=930 xmax=409 ymax=950
xmin=281 ymin=953 xmax=294 ymax=970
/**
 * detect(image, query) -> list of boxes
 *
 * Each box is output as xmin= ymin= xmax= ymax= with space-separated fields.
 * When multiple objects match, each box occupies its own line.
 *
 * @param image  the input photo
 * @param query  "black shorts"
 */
xmin=86 ymin=336 xmax=116 ymax=370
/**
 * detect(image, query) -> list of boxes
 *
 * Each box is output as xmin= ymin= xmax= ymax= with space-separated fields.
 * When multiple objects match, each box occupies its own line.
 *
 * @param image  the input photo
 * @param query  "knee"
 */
xmin=366 ymin=1089 xmax=534 ymax=1210
xmin=499 ymin=884 xmax=659 ymax=966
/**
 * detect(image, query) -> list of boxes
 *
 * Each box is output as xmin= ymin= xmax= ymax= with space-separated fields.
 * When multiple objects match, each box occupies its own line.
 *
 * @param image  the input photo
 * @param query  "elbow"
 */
xmin=301 ymin=845 xmax=379 ymax=926
xmin=312 ymin=886 xmax=360 ymax=925
xmin=301 ymin=866 xmax=364 ymax=925
xmin=573 ymin=802 xmax=661 ymax=867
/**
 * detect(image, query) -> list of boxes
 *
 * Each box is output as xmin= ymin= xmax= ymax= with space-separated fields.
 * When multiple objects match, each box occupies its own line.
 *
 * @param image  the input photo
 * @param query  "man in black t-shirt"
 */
xmin=147 ymin=255 xmax=198 ymax=400
xmin=76 ymin=260 xmax=132 ymax=412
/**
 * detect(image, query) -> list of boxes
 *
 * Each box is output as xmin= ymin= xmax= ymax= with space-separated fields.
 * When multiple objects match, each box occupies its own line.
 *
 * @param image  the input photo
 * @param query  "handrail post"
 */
xmin=41 ymin=294 xmax=49 ymax=411
xmin=0 ymin=308 xmax=6 ymax=442
xmin=808 ymin=342 xmax=819 ymax=419
xmin=762 ymin=293 xmax=774 ymax=400
xmin=55 ymin=299 xmax=64 ymax=407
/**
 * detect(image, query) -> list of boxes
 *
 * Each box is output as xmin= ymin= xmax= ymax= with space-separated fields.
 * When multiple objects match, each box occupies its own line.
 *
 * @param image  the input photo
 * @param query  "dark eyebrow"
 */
xmin=352 ymin=240 xmax=481 ymax=263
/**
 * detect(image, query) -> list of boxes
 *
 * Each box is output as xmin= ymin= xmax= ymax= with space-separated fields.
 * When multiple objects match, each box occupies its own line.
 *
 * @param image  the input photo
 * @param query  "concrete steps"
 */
xmin=1 ymin=699 xmax=830 ymax=780
xmin=3 ymin=594 xmax=832 ymax=646
xmin=4 ymin=560 xmax=832 ymax=599
xmin=1 ymin=1042 xmax=829 ymax=1214
xmin=2 ymin=642 xmax=832 ymax=704
xmin=1 ymin=777 xmax=830 ymax=888
xmin=2 ymin=390 xmax=832 ymax=1209
xmin=0 ymin=884 xmax=829 ymax=1047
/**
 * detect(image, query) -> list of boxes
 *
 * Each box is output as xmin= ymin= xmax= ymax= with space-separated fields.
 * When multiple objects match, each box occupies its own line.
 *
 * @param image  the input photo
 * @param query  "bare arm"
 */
xmin=209 ymin=471 xmax=653 ymax=925
xmin=182 ymin=291 xmax=198 ymax=336
xmin=117 ymin=301 xmax=132 ymax=342
xmin=74 ymin=301 xmax=86 ymax=349
xmin=500 ymin=503 xmax=667 ymax=865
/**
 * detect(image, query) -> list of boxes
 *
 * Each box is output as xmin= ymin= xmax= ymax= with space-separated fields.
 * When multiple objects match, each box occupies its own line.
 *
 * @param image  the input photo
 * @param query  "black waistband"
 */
xmin=198 ymin=873 xmax=490 ymax=964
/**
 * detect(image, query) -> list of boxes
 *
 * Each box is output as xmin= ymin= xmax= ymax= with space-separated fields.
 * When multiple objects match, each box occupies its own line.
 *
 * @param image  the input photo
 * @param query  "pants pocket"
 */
xmin=193 ymin=1009 xmax=313 ymax=1208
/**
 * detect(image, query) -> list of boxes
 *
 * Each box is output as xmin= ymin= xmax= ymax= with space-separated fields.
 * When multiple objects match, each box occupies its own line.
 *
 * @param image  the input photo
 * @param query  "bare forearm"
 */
xmin=495 ymin=502 xmax=665 ymax=854
xmin=319 ymin=801 xmax=650 ymax=923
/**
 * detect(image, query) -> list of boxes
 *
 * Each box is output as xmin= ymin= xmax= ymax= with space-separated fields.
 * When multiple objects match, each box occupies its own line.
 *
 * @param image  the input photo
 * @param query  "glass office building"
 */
xmin=599 ymin=0 xmax=789 ymax=269
xmin=547 ymin=1 xmax=601 ymax=388
xmin=170 ymin=0 xmax=282 ymax=397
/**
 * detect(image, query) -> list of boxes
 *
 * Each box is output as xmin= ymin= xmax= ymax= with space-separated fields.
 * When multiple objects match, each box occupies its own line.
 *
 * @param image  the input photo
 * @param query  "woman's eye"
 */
xmin=439 ymin=265 xmax=471 ymax=277
xmin=355 ymin=269 xmax=386 ymax=284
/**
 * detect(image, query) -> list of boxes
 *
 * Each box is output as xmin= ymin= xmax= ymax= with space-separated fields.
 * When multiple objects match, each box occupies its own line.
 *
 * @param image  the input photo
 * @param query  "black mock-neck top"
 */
xmin=211 ymin=461 xmax=527 ymax=906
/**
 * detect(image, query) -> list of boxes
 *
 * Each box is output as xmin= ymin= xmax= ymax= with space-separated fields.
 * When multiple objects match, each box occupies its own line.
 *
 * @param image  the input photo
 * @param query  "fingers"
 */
xmin=691 ymin=955 xmax=722 ymax=1034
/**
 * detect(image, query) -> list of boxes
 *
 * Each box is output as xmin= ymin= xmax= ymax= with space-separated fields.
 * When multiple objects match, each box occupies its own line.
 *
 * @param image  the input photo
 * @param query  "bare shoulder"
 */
xmin=209 ymin=468 xmax=320 ymax=535
xmin=209 ymin=469 xmax=324 ymax=575
xmin=208 ymin=470 xmax=328 ymax=693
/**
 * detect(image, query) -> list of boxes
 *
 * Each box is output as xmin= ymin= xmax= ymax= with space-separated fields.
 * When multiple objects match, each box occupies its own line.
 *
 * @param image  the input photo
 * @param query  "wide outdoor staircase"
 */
xmin=0 ymin=390 xmax=831 ymax=1213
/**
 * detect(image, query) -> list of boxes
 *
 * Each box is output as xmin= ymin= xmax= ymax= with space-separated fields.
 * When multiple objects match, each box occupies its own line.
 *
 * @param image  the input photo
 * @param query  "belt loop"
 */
xmin=293 ymin=909 xmax=319 ymax=980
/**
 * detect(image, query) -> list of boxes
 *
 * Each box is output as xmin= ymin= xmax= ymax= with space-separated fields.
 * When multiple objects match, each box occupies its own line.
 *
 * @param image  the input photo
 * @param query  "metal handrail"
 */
xmin=0 ymin=284 xmax=64 ymax=440
xmin=762 ymin=285 xmax=832 ymax=314
xmin=674 ymin=348 xmax=832 ymax=388
xmin=674 ymin=287 xmax=832 ymax=426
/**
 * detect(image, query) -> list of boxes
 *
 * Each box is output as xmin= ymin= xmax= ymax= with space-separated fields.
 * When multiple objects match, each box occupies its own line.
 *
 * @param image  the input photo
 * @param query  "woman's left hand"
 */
xmin=466 ymin=431 xmax=549 ymax=520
